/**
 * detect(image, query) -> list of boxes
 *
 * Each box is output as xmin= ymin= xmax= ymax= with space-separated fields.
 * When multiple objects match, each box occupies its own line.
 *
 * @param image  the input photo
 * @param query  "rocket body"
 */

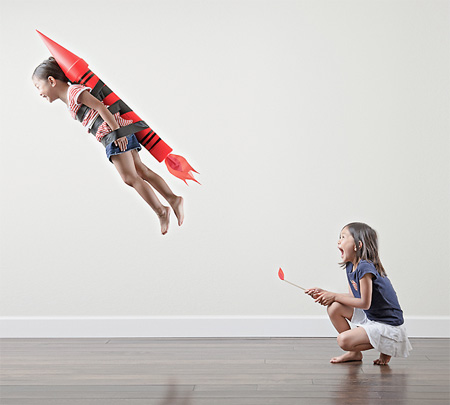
xmin=36 ymin=30 xmax=172 ymax=162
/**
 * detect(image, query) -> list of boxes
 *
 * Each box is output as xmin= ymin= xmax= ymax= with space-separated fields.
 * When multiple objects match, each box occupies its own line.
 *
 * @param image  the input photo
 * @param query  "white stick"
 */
xmin=284 ymin=280 xmax=306 ymax=291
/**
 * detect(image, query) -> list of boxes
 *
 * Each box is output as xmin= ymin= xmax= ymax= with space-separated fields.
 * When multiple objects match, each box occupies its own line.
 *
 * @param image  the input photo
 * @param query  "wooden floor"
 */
xmin=0 ymin=337 xmax=449 ymax=404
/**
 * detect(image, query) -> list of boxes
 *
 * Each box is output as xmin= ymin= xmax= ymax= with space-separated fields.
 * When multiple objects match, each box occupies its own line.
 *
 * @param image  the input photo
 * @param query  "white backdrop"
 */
xmin=1 ymin=1 xmax=449 ymax=330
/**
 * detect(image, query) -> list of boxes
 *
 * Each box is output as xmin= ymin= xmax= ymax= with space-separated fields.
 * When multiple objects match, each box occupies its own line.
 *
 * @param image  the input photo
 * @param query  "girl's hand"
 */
xmin=114 ymin=137 xmax=128 ymax=152
xmin=314 ymin=291 xmax=336 ymax=306
xmin=305 ymin=287 xmax=323 ymax=299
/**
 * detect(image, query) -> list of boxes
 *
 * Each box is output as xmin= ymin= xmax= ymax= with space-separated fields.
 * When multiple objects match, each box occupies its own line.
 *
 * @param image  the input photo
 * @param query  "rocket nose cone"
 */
xmin=36 ymin=30 xmax=88 ymax=83
xmin=36 ymin=30 xmax=51 ymax=42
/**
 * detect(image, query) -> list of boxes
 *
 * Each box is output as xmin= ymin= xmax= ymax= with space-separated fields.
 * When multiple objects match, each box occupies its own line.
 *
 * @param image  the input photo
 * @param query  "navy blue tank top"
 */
xmin=346 ymin=260 xmax=404 ymax=326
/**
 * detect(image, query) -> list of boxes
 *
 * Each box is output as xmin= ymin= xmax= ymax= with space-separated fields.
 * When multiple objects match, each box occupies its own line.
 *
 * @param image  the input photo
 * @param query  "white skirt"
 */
xmin=351 ymin=308 xmax=413 ymax=357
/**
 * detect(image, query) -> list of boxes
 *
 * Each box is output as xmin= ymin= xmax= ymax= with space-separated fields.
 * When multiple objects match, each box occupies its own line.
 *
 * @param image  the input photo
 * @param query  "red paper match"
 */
xmin=278 ymin=268 xmax=305 ymax=290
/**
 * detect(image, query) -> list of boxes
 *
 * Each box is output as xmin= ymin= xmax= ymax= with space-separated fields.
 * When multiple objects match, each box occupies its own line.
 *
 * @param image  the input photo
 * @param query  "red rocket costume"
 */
xmin=37 ymin=30 xmax=199 ymax=185
xmin=68 ymin=84 xmax=134 ymax=141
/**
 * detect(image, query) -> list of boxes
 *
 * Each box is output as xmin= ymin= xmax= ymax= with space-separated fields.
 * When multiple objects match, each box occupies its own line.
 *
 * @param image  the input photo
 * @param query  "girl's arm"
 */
xmin=313 ymin=273 xmax=373 ymax=309
xmin=78 ymin=91 xmax=128 ymax=151
xmin=78 ymin=91 xmax=120 ymax=131
xmin=304 ymin=284 xmax=353 ymax=300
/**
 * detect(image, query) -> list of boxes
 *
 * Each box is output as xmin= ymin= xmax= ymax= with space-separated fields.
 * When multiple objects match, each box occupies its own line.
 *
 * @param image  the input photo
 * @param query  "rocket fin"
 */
xmin=165 ymin=154 xmax=200 ymax=185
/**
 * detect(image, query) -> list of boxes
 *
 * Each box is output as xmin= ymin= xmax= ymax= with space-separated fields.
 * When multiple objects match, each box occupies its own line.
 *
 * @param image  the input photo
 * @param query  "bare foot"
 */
xmin=373 ymin=353 xmax=391 ymax=365
xmin=330 ymin=351 xmax=363 ymax=363
xmin=170 ymin=196 xmax=184 ymax=226
xmin=158 ymin=206 xmax=170 ymax=235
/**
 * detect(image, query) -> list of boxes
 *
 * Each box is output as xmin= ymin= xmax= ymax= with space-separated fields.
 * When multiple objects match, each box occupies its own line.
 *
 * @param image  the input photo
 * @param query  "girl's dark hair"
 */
xmin=340 ymin=222 xmax=387 ymax=277
xmin=32 ymin=56 xmax=70 ymax=83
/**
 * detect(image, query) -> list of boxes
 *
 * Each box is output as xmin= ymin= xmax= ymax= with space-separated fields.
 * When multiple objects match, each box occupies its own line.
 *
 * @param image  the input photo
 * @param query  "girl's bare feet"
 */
xmin=330 ymin=351 xmax=363 ymax=363
xmin=373 ymin=353 xmax=391 ymax=365
xmin=158 ymin=206 xmax=170 ymax=235
xmin=170 ymin=196 xmax=184 ymax=226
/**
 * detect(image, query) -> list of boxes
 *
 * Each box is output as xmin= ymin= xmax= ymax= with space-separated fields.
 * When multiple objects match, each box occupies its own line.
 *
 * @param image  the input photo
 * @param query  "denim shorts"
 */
xmin=105 ymin=134 xmax=142 ymax=162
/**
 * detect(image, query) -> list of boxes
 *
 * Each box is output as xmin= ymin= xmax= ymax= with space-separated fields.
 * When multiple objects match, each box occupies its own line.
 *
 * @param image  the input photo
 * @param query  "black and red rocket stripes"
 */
xmin=75 ymin=69 xmax=172 ymax=161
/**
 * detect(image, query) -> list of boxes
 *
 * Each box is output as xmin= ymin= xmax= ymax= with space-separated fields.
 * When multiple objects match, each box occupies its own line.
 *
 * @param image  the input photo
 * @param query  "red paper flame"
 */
xmin=278 ymin=268 xmax=284 ymax=280
xmin=164 ymin=154 xmax=200 ymax=185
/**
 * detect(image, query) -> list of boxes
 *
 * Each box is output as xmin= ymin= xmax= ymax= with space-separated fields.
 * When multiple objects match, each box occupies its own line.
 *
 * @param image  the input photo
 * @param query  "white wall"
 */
xmin=1 ymin=0 xmax=449 ymax=335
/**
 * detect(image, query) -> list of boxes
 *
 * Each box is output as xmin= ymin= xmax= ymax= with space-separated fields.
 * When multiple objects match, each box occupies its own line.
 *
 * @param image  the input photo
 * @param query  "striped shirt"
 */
xmin=67 ymin=85 xmax=133 ymax=141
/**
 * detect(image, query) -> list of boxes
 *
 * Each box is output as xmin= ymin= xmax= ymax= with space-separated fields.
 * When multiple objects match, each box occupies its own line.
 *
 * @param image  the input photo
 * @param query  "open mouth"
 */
xmin=339 ymin=247 xmax=344 ymax=258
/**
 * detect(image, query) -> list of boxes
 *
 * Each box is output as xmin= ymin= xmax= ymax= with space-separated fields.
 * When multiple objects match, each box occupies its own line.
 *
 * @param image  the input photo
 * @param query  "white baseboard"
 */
xmin=0 ymin=316 xmax=448 ymax=338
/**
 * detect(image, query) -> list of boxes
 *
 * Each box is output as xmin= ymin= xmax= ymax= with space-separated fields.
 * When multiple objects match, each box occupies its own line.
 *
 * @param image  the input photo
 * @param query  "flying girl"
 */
xmin=32 ymin=57 xmax=184 ymax=235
